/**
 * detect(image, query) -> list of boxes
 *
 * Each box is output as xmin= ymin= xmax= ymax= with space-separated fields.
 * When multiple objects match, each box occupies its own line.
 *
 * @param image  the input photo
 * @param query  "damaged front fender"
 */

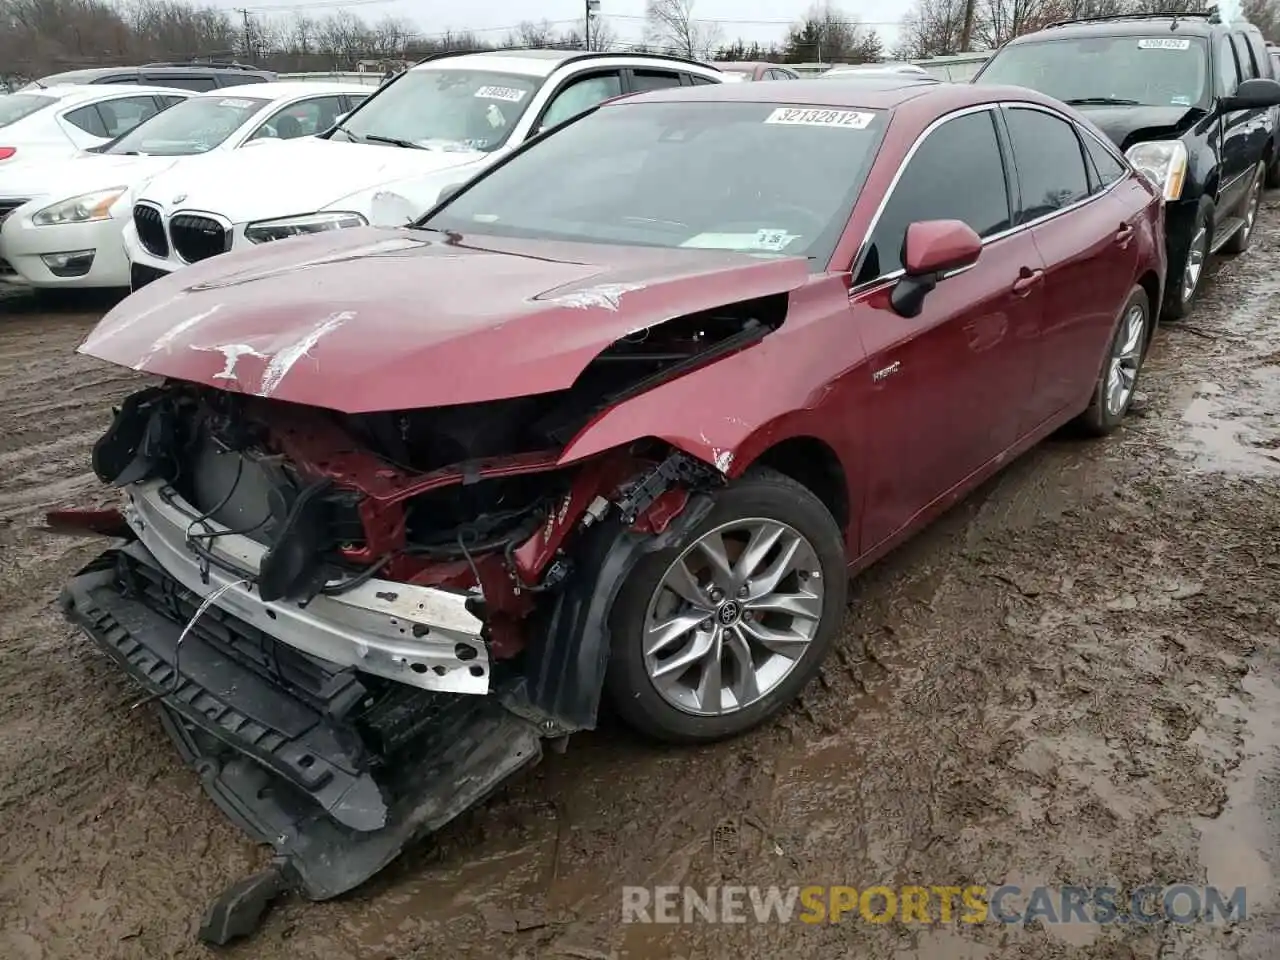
xmin=557 ymin=283 xmax=862 ymax=481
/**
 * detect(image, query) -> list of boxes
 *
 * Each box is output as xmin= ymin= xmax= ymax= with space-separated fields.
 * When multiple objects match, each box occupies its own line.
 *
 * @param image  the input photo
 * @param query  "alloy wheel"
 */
xmin=642 ymin=518 xmax=824 ymax=716
xmin=1182 ymin=224 xmax=1207 ymax=303
xmin=1105 ymin=302 xmax=1146 ymax=417
xmin=1244 ymin=173 xmax=1263 ymax=242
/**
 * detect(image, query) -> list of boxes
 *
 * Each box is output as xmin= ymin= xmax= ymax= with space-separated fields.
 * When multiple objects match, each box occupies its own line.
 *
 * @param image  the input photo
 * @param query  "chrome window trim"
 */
xmin=850 ymin=99 xmax=1128 ymax=296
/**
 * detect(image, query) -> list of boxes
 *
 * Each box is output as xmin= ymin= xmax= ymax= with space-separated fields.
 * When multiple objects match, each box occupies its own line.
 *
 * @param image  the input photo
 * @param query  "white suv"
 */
xmin=125 ymin=50 xmax=724 ymax=288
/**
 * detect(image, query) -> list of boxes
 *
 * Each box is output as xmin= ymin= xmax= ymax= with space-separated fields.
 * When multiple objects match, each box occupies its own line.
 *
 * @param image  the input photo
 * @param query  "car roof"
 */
xmin=412 ymin=48 xmax=719 ymax=79
xmin=1007 ymin=15 xmax=1224 ymax=43
xmin=719 ymin=61 xmax=774 ymax=70
xmin=619 ymin=75 xmax=945 ymax=109
xmin=38 ymin=65 xmax=272 ymax=83
xmin=190 ymin=81 xmax=371 ymax=100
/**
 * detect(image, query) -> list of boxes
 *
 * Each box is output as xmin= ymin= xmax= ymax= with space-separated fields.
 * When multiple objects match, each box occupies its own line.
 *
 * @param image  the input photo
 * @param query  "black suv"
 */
xmin=23 ymin=61 xmax=276 ymax=93
xmin=974 ymin=12 xmax=1280 ymax=319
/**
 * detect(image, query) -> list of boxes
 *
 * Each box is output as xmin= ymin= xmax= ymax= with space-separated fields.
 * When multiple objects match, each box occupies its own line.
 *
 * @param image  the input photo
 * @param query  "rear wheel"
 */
xmin=1076 ymin=286 xmax=1150 ymax=436
xmin=605 ymin=468 xmax=847 ymax=744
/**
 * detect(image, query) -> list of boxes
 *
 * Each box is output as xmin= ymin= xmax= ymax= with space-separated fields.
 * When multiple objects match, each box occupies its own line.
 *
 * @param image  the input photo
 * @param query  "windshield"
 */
xmin=424 ymin=101 xmax=885 ymax=265
xmin=977 ymin=35 xmax=1210 ymax=108
xmin=104 ymin=96 xmax=269 ymax=155
xmin=0 ymin=94 xmax=57 ymax=128
xmin=331 ymin=68 xmax=543 ymax=152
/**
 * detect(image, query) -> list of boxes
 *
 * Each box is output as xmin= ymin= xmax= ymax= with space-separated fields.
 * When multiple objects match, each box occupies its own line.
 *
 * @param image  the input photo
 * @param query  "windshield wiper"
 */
xmin=364 ymin=134 xmax=424 ymax=149
xmin=1064 ymin=97 xmax=1142 ymax=106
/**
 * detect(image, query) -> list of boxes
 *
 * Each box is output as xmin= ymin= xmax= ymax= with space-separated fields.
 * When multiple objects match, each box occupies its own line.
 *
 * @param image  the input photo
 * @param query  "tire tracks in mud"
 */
xmin=0 ymin=214 xmax=1278 ymax=960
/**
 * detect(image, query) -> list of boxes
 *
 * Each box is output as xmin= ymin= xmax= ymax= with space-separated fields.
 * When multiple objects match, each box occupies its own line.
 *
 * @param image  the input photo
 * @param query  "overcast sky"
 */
xmin=218 ymin=0 xmax=910 ymax=56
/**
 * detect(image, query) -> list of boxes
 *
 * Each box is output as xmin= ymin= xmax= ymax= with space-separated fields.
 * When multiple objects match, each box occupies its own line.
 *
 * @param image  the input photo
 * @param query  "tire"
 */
xmin=1220 ymin=161 xmax=1265 ymax=255
xmin=604 ymin=466 xmax=848 ymax=744
xmin=1162 ymin=196 xmax=1213 ymax=322
xmin=1076 ymin=286 xmax=1151 ymax=436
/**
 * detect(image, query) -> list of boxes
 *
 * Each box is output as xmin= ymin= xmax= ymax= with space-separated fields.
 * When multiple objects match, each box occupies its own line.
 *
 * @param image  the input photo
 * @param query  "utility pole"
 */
xmin=585 ymin=0 xmax=600 ymax=50
xmin=235 ymin=8 xmax=253 ymax=61
xmin=959 ymin=0 xmax=976 ymax=52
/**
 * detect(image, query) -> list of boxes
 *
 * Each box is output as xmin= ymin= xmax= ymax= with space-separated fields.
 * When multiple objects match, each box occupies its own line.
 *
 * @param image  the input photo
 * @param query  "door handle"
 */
xmin=1116 ymin=222 xmax=1135 ymax=247
xmin=1011 ymin=267 xmax=1044 ymax=296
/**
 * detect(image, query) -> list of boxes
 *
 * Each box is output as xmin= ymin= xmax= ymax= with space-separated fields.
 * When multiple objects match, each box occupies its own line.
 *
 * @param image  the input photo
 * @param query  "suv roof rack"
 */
xmin=1044 ymin=10 xmax=1218 ymax=29
xmin=139 ymin=60 xmax=267 ymax=71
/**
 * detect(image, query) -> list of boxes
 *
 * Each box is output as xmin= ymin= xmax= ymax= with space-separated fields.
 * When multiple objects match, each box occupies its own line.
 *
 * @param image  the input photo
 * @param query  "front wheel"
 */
xmin=1162 ymin=197 xmax=1213 ymax=322
xmin=605 ymin=467 xmax=848 ymax=744
xmin=1076 ymin=286 xmax=1150 ymax=436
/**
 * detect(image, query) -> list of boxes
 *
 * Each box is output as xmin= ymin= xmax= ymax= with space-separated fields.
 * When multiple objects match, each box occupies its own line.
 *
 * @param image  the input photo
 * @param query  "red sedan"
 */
xmin=61 ymin=75 xmax=1164 ymax=932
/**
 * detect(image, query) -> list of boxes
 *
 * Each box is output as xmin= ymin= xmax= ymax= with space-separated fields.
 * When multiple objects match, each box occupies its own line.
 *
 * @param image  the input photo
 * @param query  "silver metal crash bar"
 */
xmin=122 ymin=479 xmax=490 ymax=694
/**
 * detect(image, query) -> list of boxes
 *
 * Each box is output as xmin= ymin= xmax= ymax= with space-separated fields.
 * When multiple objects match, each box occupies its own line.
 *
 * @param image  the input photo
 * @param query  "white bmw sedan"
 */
xmin=0 ymin=81 xmax=370 ymax=290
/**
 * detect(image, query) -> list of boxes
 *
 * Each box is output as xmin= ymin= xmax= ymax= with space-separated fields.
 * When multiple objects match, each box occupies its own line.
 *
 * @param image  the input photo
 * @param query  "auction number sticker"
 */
xmin=218 ymin=98 xmax=255 ymax=108
xmin=764 ymin=107 xmax=875 ymax=128
xmin=475 ymin=85 xmax=528 ymax=102
xmin=1137 ymin=38 xmax=1190 ymax=50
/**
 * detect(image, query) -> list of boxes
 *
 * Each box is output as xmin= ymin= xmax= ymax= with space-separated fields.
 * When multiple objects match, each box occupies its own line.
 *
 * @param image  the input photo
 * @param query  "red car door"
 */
xmin=851 ymin=107 xmax=1047 ymax=552
xmin=1000 ymin=105 xmax=1140 ymax=427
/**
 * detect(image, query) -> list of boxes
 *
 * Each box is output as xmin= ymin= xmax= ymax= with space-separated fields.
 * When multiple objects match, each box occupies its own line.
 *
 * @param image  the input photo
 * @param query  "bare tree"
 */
xmin=645 ymin=0 xmax=722 ymax=58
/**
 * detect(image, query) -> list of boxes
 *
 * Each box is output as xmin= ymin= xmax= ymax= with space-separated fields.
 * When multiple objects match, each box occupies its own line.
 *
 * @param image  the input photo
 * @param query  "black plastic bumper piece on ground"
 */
xmin=61 ymin=551 xmax=544 ymax=943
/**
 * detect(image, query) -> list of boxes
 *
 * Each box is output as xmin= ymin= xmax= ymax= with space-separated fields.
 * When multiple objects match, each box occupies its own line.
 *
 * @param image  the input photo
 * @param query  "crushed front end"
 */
xmin=59 ymin=381 xmax=721 ymax=942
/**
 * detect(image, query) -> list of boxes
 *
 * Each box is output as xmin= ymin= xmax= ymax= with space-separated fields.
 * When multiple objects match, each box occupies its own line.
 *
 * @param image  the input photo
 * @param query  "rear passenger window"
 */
xmin=630 ymin=70 xmax=685 ymax=91
xmin=1082 ymin=131 xmax=1126 ymax=190
xmin=1003 ymin=107 xmax=1090 ymax=220
xmin=148 ymin=75 xmax=217 ymax=92
xmin=857 ymin=110 xmax=1010 ymax=283
xmin=1246 ymin=32 xmax=1272 ymax=78
xmin=1232 ymin=34 xmax=1259 ymax=79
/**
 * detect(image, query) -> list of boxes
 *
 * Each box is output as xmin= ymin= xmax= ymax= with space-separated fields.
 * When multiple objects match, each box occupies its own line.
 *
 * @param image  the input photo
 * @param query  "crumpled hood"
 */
xmin=0 ymin=153 xmax=177 ymax=203
xmin=133 ymin=138 xmax=488 ymax=224
xmin=79 ymin=226 xmax=811 ymax=414
xmin=1075 ymin=104 xmax=1200 ymax=151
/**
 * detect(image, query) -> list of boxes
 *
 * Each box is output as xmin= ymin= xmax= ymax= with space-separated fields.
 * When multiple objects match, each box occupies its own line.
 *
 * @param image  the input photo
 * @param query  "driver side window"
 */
xmin=856 ymin=109 xmax=1011 ymax=285
xmin=538 ymin=72 xmax=623 ymax=133
xmin=1217 ymin=36 xmax=1241 ymax=97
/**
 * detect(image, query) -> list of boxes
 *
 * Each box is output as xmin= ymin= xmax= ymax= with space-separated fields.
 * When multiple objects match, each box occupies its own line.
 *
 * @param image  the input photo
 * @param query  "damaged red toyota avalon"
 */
xmin=58 ymin=76 xmax=1164 ymax=940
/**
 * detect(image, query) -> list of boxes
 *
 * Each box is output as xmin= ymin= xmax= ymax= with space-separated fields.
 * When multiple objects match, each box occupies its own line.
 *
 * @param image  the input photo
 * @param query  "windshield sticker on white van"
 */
xmin=1137 ymin=38 xmax=1191 ymax=50
xmin=475 ymin=85 xmax=527 ymax=102
xmin=764 ymin=107 xmax=875 ymax=129
xmin=218 ymin=98 xmax=255 ymax=109
xmin=1171 ymin=94 xmax=1192 ymax=105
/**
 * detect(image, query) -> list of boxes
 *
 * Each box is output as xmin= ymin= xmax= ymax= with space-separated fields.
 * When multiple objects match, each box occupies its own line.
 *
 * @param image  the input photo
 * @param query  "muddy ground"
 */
xmin=1 ymin=206 xmax=1278 ymax=960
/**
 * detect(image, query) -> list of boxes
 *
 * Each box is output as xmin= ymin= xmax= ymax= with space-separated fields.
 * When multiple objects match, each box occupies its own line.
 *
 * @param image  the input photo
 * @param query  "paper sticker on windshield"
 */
xmin=682 ymin=232 xmax=800 ymax=252
xmin=754 ymin=228 xmax=798 ymax=251
xmin=764 ymin=107 xmax=874 ymax=129
xmin=1171 ymin=94 xmax=1192 ymax=105
xmin=218 ymin=98 xmax=255 ymax=109
xmin=1137 ymin=38 xmax=1190 ymax=50
xmin=475 ymin=85 xmax=527 ymax=102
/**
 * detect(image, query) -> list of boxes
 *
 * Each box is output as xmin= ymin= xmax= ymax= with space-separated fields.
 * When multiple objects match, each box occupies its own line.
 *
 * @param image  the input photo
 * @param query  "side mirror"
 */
xmin=1220 ymin=77 xmax=1280 ymax=111
xmin=890 ymin=219 xmax=982 ymax=318
xmin=435 ymin=183 xmax=463 ymax=206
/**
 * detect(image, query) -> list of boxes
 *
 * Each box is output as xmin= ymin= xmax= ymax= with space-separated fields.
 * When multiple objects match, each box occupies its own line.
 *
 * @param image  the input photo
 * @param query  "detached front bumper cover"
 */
xmin=60 ymin=546 xmax=543 ymax=944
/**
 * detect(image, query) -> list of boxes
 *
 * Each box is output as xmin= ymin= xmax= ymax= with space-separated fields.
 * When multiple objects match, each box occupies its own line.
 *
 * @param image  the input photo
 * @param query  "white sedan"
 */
xmin=0 ymin=82 xmax=370 ymax=289
xmin=0 ymin=84 xmax=191 ymax=167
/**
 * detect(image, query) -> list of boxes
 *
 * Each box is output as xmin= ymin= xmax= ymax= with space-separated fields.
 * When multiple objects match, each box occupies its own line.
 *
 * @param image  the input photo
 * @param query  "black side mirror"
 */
xmin=1221 ymin=77 xmax=1280 ymax=111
